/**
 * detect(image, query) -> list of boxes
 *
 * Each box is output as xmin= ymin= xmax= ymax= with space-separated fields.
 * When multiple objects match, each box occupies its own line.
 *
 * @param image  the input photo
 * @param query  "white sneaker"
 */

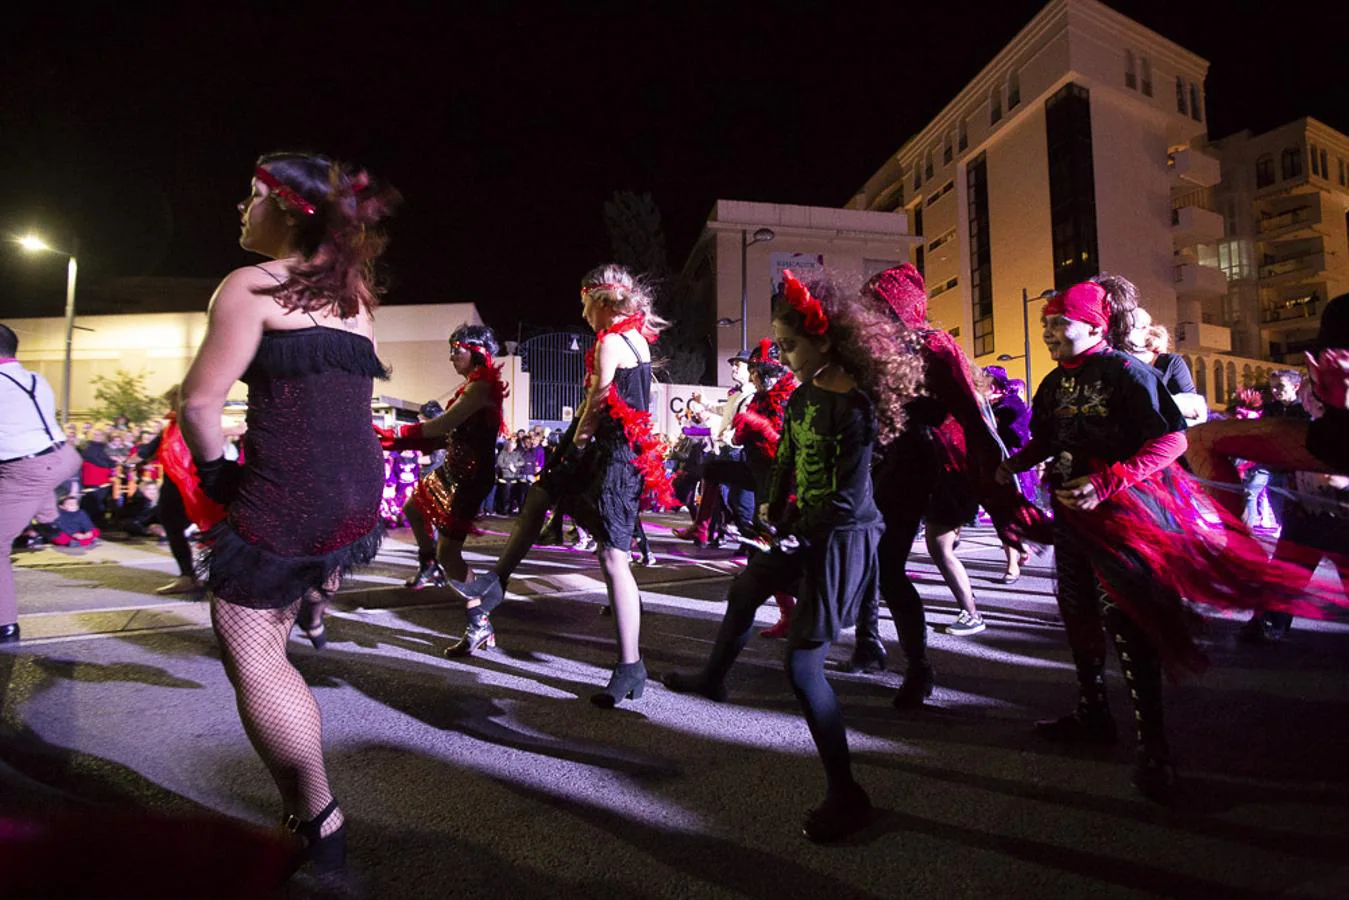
xmin=944 ymin=611 xmax=986 ymax=636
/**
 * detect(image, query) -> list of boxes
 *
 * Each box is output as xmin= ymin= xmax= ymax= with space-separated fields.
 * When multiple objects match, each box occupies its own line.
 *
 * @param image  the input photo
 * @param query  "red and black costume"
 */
xmin=1007 ymin=282 xmax=1343 ymax=795
xmin=202 ymin=326 xmax=388 ymax=608
xmin=862 ymin=264 xmax=1048 ymax=695
xmin=732 ymin=356 xmax=797 ymax=497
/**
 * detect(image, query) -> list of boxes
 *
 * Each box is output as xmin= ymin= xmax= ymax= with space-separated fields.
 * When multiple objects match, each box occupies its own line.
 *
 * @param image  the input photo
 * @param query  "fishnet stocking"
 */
xmin=211 ymin=595 xmax=344 ymax=837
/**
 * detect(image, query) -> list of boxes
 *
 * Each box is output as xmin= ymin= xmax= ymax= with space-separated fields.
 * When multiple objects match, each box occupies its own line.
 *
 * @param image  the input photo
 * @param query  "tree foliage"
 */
xmin=88 ymin=369 xmax=159 ymax=425
xmin=603 ymin=190 xmax=710 ymax=384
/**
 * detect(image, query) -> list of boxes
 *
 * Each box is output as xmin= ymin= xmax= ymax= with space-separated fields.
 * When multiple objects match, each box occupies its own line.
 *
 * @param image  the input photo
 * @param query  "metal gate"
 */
xmin=520 ymin=331 xmax=595 ymax=422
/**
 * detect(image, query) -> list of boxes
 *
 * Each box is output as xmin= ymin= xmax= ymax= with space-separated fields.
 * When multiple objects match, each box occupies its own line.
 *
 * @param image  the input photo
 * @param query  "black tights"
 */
xmin=491 ymin=484 xmax=555 ymax=584
xmin=699 ymin=550 xmax=856 ymax=796
xmin=158 ymin=478 xmax=195 ymax=578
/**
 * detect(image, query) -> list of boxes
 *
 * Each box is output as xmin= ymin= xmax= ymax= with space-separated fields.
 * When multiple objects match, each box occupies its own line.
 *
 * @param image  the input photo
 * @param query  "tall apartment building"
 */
xmin=1209 ymin=118 xmax=1349 ymax=377
xmin=847 ymin=0 xmax=1255 ymax=398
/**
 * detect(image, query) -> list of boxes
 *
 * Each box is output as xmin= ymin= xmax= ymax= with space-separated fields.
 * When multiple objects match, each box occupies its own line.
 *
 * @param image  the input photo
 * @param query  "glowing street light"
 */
xmin=15 ymin=233 xmax=79 ymax=425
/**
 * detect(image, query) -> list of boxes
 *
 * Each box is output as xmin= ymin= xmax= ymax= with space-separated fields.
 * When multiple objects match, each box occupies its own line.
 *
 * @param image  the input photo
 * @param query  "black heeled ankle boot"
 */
xmin=661 ymin=670 xmax=727 ymax=702
xmin=449 ymin=571 xmax=505 ymax=613
xmin=844 ymin=641 xmax=887 ymax=674
xmin=591 ymin=659 xmax=647 ymax=708
xmin=445 ymin=609 xmax=496 ymax=658
xmin=1133 ymin=748 xmax=1178 ymax=803
xmin=892 ymin=663 xmax=935 ymax=710
xmin=405 ymin=559 xmax=447 ymax=591
xmin=1034 ymin=702 xmax=1118 ymax=745
xmin=802 ymin=782 xmax=873 ymax=843
xmin=285 ymin=798 xmax=346 ymax=874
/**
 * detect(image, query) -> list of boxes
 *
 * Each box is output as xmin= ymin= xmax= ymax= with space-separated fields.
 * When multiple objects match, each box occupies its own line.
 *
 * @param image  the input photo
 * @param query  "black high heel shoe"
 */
xmin=590 ymin=659 xmax=646 ymax=708
xmin=285 ymin=798 xmax=346 ymax=874
xmin=296 ymin=600 xmax=327 ymax=650
xmin=445 ymin=609 xmax=495 ymax=658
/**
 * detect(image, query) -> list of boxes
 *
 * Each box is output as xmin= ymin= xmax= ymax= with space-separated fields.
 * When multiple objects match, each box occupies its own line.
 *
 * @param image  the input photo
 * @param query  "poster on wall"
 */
xmin=770 ymin=252 xmax=826 ymax=291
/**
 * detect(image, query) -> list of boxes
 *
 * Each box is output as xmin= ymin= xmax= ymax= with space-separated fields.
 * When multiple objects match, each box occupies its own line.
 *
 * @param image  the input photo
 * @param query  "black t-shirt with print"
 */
xmin=1030 ymin=348 xmax=1186 ymax=489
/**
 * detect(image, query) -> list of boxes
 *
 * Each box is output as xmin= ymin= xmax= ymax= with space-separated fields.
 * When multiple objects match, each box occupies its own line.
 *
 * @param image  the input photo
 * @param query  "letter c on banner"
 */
xmin=670 ymin=397 xmax=685 ymax=415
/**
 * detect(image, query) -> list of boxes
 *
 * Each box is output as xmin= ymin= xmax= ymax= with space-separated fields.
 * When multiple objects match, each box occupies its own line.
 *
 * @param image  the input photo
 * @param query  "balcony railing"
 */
xmin=1258 ymin=252 xmax=1326 ymax=280
xmin=1260 ymin=296 xmax=1321 ymax=324
xmin=1257 ymin=208 xmax=1315 ymax=233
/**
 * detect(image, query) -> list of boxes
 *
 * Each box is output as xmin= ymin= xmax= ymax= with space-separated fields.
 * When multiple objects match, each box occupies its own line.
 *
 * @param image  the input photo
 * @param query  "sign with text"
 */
xmin=770 ymin=252 xmax=826 ymax=291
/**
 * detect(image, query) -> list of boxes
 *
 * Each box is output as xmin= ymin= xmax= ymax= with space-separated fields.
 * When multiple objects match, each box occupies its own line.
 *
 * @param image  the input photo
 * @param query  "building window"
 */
xmin=1256 ymin=154 xmax=1275 ymax=188
xmin=925 ymin=149 xmax=934 ymax=180
xmin=1125 ymin=50 xmax=1137 ymax=89
xmin=1008 ymin=71 xmax=1020 ymax=108
xmin=990 ymin=87 xmax=1002 ymax=125
xmin=913 ymin=204 xmax=923 ymax=238
xmin=1189 ymin=83 xmax=1202 ymax=122
xmin=914 ymin=244 xmax=925 ymax=279
xmin=1140 ymin=57 xmax=1153 ymax=97
xmin=958 ymin=117 xmax=968 ymax=151
xmin=1175 ymin=77 xmax=1186 ymax=115
xmin=925 ymin=180 xmax=955 ymax=207
xmin=967 ymin=152 xmax=994 ymax=358
xmin=1310 ymin=144 xmax=1320 ymax=176
xmin=1320 ymin=149 xmax=1329 ymax=180
xmin=943 ymin=133 xmax=953 ymax=164
xmin=1282 ymin=147 xmax=1304 ymax=180
xmin=913 ymin=164 xmax=922 ymax=192
xmin=1339 ymin=158 xmax=1346 ymax=186
xmin=1045 ymin=83 xmax=1100 ymax=290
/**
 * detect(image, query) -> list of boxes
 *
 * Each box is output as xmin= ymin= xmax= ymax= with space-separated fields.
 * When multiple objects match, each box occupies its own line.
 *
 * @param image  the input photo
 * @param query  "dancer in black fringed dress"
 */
xmin=180 ymin=152 xmax=398 ymax=877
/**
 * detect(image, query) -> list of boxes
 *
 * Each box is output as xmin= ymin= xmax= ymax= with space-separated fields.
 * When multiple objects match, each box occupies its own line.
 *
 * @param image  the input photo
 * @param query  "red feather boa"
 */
xmin=732 ymin=373 xmax=796 ymax=459
xmin=604 ymin=383 xmax=679 ymax=511
xmin=585 ymin=314 xmax=658 ymax=377
xmin=456 ymin=361 xmax=510 ymax=437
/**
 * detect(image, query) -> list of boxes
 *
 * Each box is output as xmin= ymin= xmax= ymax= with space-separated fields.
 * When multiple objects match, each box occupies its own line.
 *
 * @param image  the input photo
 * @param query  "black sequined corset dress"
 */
xmin=204 ymin=326 xmax=390 ymax=609
xmin=571 ymin=361 xmax=652 ymax=551
xmin=419 ymin=404 xmax=499 ymax=538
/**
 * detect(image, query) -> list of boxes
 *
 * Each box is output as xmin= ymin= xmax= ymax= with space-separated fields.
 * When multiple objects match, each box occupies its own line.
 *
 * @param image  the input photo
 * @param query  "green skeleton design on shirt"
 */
xmin=787 ymin=398 xmax=842 ymax=510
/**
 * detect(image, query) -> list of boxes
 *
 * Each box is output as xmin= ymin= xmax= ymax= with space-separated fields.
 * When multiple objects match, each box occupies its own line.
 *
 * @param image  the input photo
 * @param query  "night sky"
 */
xmin=2 ymin=1 xmax=1344 ymax=335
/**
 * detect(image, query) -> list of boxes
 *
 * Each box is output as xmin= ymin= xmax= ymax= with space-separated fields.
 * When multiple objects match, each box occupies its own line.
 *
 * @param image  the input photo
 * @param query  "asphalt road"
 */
xmin=3 ymin=516 xmax=1347 ymax=899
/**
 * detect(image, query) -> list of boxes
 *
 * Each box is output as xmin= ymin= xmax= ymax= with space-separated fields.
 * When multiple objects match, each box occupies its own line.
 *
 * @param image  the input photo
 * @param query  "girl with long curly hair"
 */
xmin=180 ymin=151 xmax=398 ymax=876
xmin=664 ymin=269 xmax=920 ymax=843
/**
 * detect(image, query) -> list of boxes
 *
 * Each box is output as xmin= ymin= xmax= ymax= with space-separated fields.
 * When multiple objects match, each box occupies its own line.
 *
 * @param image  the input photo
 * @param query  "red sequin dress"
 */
xmin=202 ymin=327 xmax=388 ymax=608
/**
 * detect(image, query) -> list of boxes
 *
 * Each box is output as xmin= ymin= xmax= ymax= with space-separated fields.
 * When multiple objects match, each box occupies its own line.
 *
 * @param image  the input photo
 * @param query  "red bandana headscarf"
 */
xmin=1044 ymin=282 xmax=1110 ymax=329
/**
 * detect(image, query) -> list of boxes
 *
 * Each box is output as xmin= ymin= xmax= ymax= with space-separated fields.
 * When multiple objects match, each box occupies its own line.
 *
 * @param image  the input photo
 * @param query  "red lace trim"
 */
xmin=604 ymin=383 xmax=679 ymax=511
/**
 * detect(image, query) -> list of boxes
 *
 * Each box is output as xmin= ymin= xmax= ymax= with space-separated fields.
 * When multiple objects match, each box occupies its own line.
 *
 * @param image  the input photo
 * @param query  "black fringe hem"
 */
xmin=198 ymin=520 xmax=385 ymax=610
xmin=245 ymin=327 xmax=392 ymax=381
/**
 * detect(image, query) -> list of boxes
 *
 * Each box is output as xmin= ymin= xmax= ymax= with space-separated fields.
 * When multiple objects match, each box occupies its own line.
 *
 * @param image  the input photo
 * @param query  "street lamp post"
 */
xmin=17 ymin=235 xmax=79 ymax=425
xmin=996 ymin=287 xmax=1052 ymax=390
xmin=739 ymin=227 xmax=775 ymax=351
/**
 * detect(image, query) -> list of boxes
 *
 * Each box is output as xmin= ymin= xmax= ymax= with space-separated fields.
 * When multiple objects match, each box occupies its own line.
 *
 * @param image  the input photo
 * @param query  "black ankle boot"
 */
xmin=285 ymin=798 xmax=346 ymax=874
xmin=802 ymin=782 xmax=873 ymax=843
xmin=445 ymin=610 xmax=495 ymax=658
xmin=892 ymin=663 xmax=935 ymax=710
xmin=591 ymin=659 xmax=647 ymax=708
xmin=844 ymin=641 xmax=887 ymax=674
xmin=449 ymin=572 xmax=505 ymax=613
xmin=1133 ymin=749 xmax=1177 ymax=803
xmin=1035 ymin=704 xmax=1118 ymax=745
xmin=404 ymin=559 xmax=446 ymax=591
xmin=0 ymin=623 xmax=19 ymax=645
xmin=661 ymin=670 xmax=727 ymax=702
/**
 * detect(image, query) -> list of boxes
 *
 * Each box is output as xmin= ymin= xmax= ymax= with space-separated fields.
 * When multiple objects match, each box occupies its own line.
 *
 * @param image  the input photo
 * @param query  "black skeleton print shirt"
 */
xmin=1030 ymin=347 xmax=1186 ymax=489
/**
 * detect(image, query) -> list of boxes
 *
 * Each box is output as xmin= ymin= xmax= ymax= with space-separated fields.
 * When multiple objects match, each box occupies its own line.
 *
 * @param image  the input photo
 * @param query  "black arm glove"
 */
xmin=194 ymin=456 xmax=242 ymax=505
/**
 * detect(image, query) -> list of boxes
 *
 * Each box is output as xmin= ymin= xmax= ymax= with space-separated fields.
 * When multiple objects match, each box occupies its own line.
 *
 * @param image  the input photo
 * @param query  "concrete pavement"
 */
xmin=2 ymin=517 xmax=1347 ymax=898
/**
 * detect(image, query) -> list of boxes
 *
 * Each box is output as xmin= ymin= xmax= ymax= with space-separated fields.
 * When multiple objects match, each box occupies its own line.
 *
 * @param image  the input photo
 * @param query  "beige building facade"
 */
xmin=1209 ymin=117 xmax=1349 ymax=370
xmin=845 ymin=0 xmax=1272 ymax=404
xmin=4 ymin=302 xmax=541 ymax=430
xmin=685 ymin=200 xmax=919 ymax=386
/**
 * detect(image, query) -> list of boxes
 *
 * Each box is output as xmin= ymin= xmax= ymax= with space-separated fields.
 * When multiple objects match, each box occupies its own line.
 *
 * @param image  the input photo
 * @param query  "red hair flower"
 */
xmin=782 ymin=270 xmax=828 ymax=336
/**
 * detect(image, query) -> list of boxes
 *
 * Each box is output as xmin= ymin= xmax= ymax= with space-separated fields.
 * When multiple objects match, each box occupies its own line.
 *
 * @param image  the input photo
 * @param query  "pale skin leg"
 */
xmin=926 ymin=527 xmax=979 ymax=618
xmin=597 ymin=545 xmax=641 ymax=664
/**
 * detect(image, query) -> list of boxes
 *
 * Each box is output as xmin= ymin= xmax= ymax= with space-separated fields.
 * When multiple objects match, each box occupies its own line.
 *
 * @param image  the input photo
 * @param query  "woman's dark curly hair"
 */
xmin=253 ymin=152 xmax=400 ymax=319
xmin=772 ymin=270 xmax=925 ymax=444
xmin=450 ymin=323 xmax=500 ymax=367
xmin=1091 ymin=272 xmax=1141 ymax=351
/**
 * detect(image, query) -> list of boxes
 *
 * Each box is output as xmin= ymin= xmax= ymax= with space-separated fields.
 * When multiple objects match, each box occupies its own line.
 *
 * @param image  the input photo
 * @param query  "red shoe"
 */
xmin=672 ymin=523 xmax=709 ymax=547
xmin=760 ymin=593 xmax=795 ymax=638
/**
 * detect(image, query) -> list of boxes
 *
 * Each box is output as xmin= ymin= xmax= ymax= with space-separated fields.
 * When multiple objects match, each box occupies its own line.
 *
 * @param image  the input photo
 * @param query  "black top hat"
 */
xmin=727 ymin=349 xmax=752 ymax=365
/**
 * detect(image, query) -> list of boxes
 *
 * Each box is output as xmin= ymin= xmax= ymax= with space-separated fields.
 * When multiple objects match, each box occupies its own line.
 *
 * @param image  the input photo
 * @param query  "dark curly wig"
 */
xmin=450 ymin=323 xmax=500 ymax=366
xmin=771 ymin=270 xmax=925 ymax=444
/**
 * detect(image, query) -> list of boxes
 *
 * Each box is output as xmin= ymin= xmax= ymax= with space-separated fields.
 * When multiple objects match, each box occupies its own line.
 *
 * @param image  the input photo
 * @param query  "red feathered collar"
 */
xmin=586 ymin=314 xmax=657 ymax=375
xmin=753 ymin=372 xmax=796 ymax=419
xmin=454 ymin=362 xmax=510 ymax=436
